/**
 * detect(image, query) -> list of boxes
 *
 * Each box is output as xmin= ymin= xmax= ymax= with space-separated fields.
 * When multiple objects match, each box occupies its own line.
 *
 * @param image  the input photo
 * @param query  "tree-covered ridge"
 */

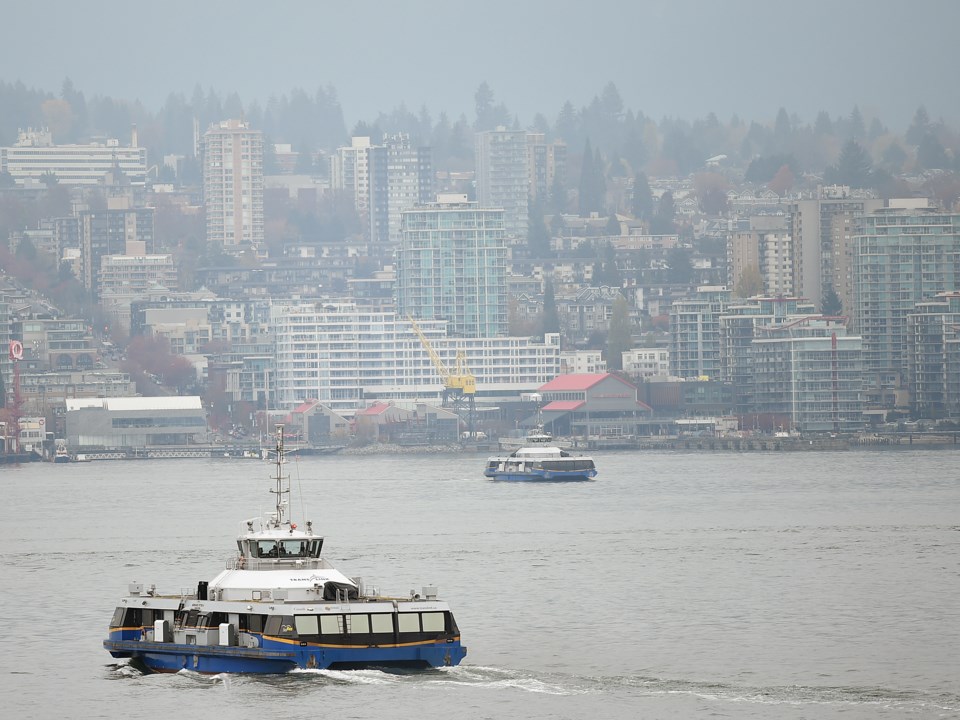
xmin=2 ymin=78 xmax=958 ymax=184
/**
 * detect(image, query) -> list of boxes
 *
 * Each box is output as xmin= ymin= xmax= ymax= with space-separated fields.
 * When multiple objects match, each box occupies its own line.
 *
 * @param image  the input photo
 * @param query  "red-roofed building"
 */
xmin=537 ymin=373 xmax=652 ymax=438
xmin=287 ymin=399 xmax=349 ymax=444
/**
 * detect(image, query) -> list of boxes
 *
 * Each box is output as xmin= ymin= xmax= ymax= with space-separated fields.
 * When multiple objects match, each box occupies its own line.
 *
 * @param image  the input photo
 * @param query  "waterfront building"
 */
xmin=270 ymin=302 xmax=561 ymax=416
xmin=475 ymin=127 xmax=529 ymax=241
xmin=202 ymin=119 xmax=264 ymax=251
xmin=718 ymin=296 xmax=817 ymax=414
xmin=0 ymin=127 xmax=147 ymax=185
xmin=64 ymin=396 xmax=209 ymax=449
xmin=905 ymin=291 xmax=960 ymax=418
xmin=854 ymin=206 xmax=960 ymax=384
xmin=752 ymin=318 xmax=863 ymax=433
xmin=537 ymin=373 xmax=653 ymax=438
xmin=668 ymin=286 xmax=732 ymax=379
xmin=397 ymin=196 xmax=507 ymax=337
xmin=788 ymin=185 xmax=883 ymax=314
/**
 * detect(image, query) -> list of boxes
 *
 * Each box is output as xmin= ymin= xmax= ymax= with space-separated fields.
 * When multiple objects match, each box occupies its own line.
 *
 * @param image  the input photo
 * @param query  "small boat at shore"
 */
xmin=104 ymin=424 xmax=466 ymax=674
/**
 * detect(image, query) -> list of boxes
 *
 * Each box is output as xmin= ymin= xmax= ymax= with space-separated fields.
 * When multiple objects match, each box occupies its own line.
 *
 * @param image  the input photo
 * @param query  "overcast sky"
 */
xmin=3 ymin=0 xmax=957 ymax=131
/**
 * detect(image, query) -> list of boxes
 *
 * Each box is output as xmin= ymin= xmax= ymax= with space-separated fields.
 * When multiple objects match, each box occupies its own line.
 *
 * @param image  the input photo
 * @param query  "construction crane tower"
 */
xmin=407 ymin=316 xmax=476 ymax=436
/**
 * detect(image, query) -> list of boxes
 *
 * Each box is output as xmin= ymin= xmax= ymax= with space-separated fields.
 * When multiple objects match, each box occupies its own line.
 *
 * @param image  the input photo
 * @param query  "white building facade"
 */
xmin=1 ymin=128 xmax=147 ymax=185
xmin=270 ymin=303 xmax=561 ymax=415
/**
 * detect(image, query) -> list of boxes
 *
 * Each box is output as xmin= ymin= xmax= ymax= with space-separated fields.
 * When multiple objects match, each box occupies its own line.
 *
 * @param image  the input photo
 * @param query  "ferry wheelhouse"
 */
xmin=104 ymin=426 xmax=466 ymax=674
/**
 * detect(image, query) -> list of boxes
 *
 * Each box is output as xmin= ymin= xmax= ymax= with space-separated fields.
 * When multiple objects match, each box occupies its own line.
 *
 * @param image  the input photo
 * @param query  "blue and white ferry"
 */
xmin=104 ymin=426 xmax=466 ymax=674
xmin=484 ymin=430 xmax=597 ymax=481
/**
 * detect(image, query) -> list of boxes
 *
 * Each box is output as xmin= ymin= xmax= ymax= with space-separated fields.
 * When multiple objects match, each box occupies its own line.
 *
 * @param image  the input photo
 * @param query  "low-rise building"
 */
xmin=65 ymin=396 xmax=208 ymax=449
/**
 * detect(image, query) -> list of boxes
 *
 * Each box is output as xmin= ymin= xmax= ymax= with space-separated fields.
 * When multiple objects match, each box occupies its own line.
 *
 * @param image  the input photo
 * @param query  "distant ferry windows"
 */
xmin=319 ymin=614 xmax=341 ymax=635
xmin=398 ymin=613 xmax=420 ymax=633
xmin=349 ymin=614 xmax=370 ymax=634
xmin=421 ymin=612 xmax=445 ymax=633
xmin=370 ymin=614 xmax=393 ymax=634
xmin=294 ymin=615 xmax=319 ymax=635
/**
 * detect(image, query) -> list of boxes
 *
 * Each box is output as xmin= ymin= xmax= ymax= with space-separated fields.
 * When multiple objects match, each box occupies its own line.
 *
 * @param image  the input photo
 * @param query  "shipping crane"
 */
xmin=407 ymin=315 xmax=476 ymax=436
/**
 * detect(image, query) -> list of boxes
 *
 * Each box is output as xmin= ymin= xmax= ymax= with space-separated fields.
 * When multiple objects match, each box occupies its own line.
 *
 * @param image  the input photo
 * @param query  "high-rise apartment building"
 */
xmin=526 ymin=133 xmax=567 ymax=203
xmin=719 ymin=296 xmax=816 ymax=414
xmin=202 ymin=119 xmax=264 ymax=250
xmin=854 ymin=207 xmax=960 ymax=383
xmin=788 ymin=185 xmax=883 ymax=315
xmin=728 ymin=216 xmax=794 ymax=297
xmin=669 ymin=285 xmax=732 ymax=379
xmin=79 ymin=202 xmax=155 ymax=299
xmin=475 ymin=127 xmax=529 ymax=242
xmin=331 ymin=134 xmax=433 ymax=243
xmin=905 ymin=292 xmax=960 ymax=418
xmin=752 ymin=318 xmax=863 ymax=433
xmin=396 ymin=195 xmax=507 ymax=338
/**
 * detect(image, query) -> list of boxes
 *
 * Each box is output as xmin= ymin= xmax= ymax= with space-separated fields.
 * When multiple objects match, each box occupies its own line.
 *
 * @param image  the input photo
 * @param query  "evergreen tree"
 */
xmin=734 ymin=265 xmax=764 ymax=298
xmin=821 ymin=288 xmax=843 ymax=316
xmin=917 ymin=133 xmax=949 ymax=169
xmin=814 ymin=110 xmax=834 ymax=136
xmin=906 ymin=106 xmax=930 ymax=146
xmin=650 ymin=190 xmax=676 ymax=235
xmin=578 ymin=139 xmax=603 ymax=215
xmin=604 ymin=295 xmax=632 ymax=371
xmin=549 ymin=172 xmax=566 ymax=215
xmin=527 ymin=199 xmax=552 ymax=258
xmin=631 ymin=172 xmax=654 ymax=220
xmin=542 ymin=278 xmax=560 ymax=335
xmin=827 ymin=140 xmax=873 ymax=188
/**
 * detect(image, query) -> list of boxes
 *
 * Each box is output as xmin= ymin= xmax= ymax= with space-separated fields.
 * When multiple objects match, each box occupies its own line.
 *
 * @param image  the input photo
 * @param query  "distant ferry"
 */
xmin=484 ymin=428 xmax=597 ymax=482
xmin=103 ymin=425 xmax=466 ymax=674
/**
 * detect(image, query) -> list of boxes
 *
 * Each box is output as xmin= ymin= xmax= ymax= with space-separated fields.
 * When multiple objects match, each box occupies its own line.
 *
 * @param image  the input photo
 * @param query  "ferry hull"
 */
xmin=104 ymin=638 xmax=466 ymax=674
xmin=484 ymin=469 xmax=596 ymax=481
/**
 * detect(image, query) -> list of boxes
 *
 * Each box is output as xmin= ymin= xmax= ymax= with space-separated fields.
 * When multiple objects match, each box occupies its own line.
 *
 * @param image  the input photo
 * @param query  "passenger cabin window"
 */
xmin=256 ymin=541 xmax=278 ymax=558
xmin=370 ymin=614 xmax=393 ymax=633
xmin=422 ymin=612 xmax=445 ymax=632
xmin=398 ymin=613 xmax=420 ymax=633
xmin=348 ymin=614 xmax=370 ymax=634
xmin=295 ymin=615 xmax=319 ymax=635
xmin=319 ymin=615 xmax=342 ymax=634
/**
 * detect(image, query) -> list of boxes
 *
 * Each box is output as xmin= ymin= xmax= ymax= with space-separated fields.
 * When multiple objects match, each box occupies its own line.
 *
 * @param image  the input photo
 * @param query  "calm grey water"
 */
xmin=2 ymin=449 xmax=959 ymax=719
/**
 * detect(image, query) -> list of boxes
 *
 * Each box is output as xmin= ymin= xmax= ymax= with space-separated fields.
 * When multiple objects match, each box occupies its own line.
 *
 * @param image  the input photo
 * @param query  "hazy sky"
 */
xmin=3 ymin=0 xmax=958 ymax=131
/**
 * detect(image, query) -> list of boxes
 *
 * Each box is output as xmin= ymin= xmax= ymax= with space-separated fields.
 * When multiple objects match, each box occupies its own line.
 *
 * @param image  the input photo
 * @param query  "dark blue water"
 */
xmin=3 ymin=449 xmax=959 ymax=719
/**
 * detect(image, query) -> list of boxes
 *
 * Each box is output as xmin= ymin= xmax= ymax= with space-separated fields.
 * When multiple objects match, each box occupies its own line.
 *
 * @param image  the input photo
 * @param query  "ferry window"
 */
xmin=422 ymin=612 xmax=445 ymax=632
xmin=295 ymin=615 xmax=319 ymax=635
xmin=279 ymin=540 xmax=308 ymax=558
xmin=196 ymin=614 xmax=209 ymax=628
xmin=309 ymin=540 xmax=322 ymax=557
xmin=142 ymin=609 xmax=154 ymax=626
xmin=264 ymin=616 xmax=282 ymax=635
xmin=319 ymin=615 xmax=342 ymax=634
xmin=349 ymin=614 xmax=370 ymax=634
xmin=257 ymin=541 xmax=278 ymax=558
xmin=370 ymin=614 xmax=393 ymax=633
xmin=110 ymin=607 xmax=125 ymax=627
xmin=398 ymin=613 xmax=419 ymax=632
xmin=241 ymin=615 xmax=265 ymax=633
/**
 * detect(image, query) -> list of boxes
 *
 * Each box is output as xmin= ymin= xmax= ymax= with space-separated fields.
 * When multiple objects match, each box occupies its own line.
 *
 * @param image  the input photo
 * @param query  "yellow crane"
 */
xmin=407 ymin=315 xmax=477 ymax=438
xmin=407 ymin=315 xmax=476 ymax=398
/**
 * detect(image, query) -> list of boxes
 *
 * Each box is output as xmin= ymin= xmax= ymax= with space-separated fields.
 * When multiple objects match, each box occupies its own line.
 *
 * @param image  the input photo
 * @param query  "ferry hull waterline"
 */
xmin=103 ymin=425 xmax=466 ymax=674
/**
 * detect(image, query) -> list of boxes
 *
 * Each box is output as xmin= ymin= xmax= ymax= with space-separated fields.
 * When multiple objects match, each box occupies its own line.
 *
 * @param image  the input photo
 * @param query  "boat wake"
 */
xmin=106 ymin=661 xmax=960 ymax=712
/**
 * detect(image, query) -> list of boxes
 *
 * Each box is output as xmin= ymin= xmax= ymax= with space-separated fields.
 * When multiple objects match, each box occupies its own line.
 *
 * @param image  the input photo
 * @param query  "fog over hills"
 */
xmin=2 ymin=0 xmax=958 ymax=130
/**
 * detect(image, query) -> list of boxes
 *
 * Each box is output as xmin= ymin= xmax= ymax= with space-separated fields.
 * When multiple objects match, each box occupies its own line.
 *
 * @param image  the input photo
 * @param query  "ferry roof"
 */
xmin=65 ymin=396 xmax=204 ymax=411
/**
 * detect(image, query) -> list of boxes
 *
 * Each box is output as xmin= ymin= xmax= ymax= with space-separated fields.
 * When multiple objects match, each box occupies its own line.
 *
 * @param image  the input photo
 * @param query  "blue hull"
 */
xmin=104 ymin=638 xmax=466 ymax=674
xmin=484 ymin=469 xmax=596 ymax=481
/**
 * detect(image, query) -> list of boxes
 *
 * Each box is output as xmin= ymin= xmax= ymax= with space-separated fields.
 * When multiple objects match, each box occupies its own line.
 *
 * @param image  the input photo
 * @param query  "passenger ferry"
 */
xmin=484 ymin=429 xmax=597 ymax=481
xmin=104 ymin=426 xmax=466 ymax=674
